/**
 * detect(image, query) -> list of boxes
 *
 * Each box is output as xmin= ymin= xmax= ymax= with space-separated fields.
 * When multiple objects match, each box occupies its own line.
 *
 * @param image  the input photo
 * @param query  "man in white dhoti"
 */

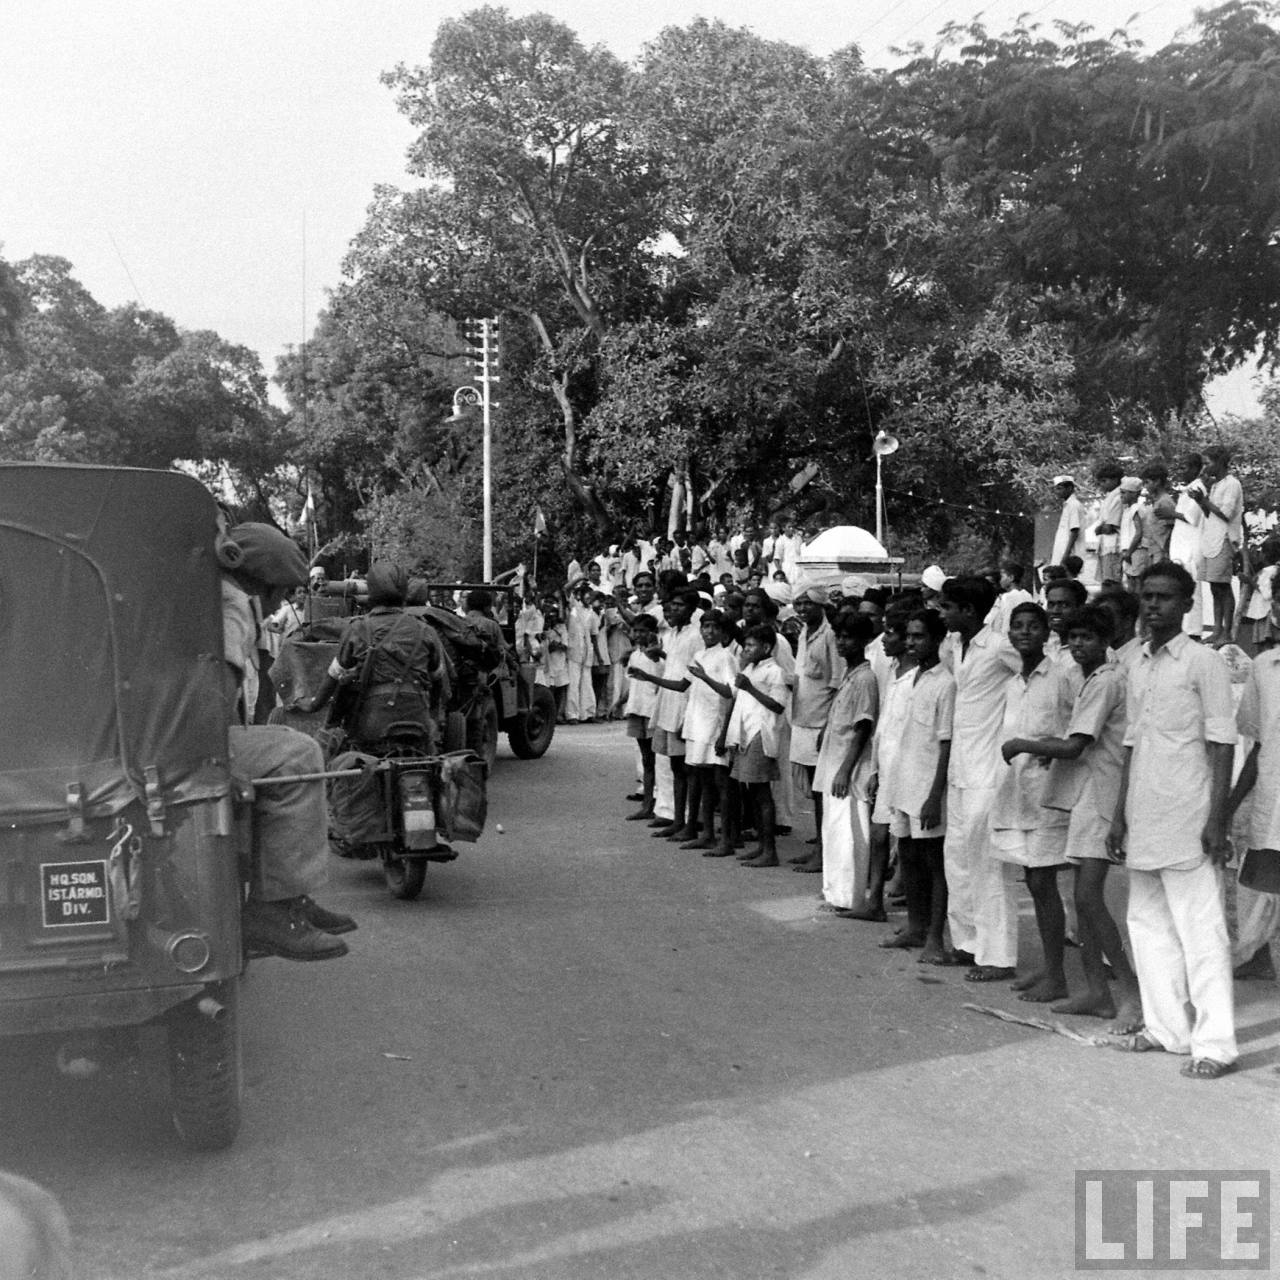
xmin=940 ymin=576 xmax=1020 ymax=975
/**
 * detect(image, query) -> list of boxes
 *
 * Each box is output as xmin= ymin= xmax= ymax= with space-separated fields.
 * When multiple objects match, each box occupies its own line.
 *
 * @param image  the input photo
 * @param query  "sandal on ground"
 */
xmin=1180 ymin=1057 xmax=1235 ymax=1079
xmin=964 ymin=965 xmax=1016 ymax=983
xmin=1112 ymin=1030 xmax=1164 ymax=1053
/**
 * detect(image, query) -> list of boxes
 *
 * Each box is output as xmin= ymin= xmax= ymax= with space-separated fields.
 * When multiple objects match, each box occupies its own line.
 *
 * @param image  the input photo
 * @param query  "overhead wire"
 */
xmin=106 ymin=231 xmax=144 ymax=307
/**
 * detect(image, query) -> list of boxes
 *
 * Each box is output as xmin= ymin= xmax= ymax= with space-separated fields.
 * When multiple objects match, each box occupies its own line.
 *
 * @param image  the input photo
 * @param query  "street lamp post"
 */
xmin=872 ymin=429 xmax=900 ymax=548
xmin=448 ymin=317 xmax=499 ymax=580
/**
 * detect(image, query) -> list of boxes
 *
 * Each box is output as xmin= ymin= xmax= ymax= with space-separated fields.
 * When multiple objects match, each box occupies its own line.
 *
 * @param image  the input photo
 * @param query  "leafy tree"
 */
xmin=0 ymin=253 xmax=290 ymax=505
xmin=361 ymin=6 xmax=663 ymax=533
xmin=322 ymin=4 xmax=1280 ymax=568
xmin=873 ymin=2 xmax=1280 ymax=425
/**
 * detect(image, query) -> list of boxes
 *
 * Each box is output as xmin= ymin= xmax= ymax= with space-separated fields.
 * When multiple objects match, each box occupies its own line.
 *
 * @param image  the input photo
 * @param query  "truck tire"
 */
xmin=507 ymin=686 xmax=557 ymax=759
xmin=167 ymin=978 xmax=242 ymax=1152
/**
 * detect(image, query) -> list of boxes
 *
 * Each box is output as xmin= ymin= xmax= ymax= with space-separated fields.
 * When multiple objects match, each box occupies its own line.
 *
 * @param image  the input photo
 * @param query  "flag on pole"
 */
xmin=300 ymin=481 xmax=317 ymax=560
xmin=533 ymin=507 xmax=547 ymax=538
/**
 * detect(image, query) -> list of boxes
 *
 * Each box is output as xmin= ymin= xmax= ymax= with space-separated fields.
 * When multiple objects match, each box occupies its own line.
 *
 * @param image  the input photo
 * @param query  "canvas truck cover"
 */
xmin=0 ymin=464 xmax=230 ymax=824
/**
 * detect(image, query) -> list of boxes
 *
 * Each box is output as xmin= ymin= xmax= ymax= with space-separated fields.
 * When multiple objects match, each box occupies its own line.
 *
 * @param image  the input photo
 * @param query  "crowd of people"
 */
xmin=512 ymin=450 xmax=1279 ymax=1083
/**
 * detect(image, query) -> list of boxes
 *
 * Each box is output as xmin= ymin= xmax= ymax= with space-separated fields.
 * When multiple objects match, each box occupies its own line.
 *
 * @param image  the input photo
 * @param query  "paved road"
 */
xmin=2 ymin=725 xmax=1277 ymax=1278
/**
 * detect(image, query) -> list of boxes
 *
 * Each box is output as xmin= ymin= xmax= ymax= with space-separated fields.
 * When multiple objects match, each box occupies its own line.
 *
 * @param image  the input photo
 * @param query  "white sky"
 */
xmin=1 ymin=0 xmax=1265 ymax=414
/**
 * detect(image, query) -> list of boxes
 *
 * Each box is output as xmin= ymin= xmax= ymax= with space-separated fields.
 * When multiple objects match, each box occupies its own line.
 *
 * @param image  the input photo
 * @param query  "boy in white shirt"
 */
xmin=685 ymin=611 xmax=740 ymax=853
xmin=1193 ymin=446 xmax=1245 ymax=647
xmin=1093 ymin=462 xmax=1124 ymax=583
xmin=538 ymin=597 xmax=570 ymax=721
xmin=884 ymin=609 xmax=954 ymax=962
xmin=631 ymin=590 xmax=703 ymax=841
xmin=724 ymin=625 xmax=789 ymax=867
xmin=1009 ymin=604 xmax=1141 ymax=1029
xmin=623 ymin=614 xmax=662 ymax=821
xmin=991 ymin=603 xmax=1075 ymax=1002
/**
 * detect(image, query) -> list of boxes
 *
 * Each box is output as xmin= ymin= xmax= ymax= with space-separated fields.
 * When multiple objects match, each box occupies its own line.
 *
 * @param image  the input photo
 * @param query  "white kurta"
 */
xmin=1123 ymin=632 xmax=1238 ymax=1064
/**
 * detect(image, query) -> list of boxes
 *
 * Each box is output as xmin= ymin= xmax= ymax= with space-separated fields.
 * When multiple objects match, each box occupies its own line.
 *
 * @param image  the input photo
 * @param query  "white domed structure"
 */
xmin=793 ymin=524 xmax=902 ymax=590
xmin=799 ymin=525 xmax=890 ymax=564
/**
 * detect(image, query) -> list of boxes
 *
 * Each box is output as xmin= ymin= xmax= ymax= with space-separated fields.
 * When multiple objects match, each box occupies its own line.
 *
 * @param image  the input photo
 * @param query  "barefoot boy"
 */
xmin=623 ymin=613 xmax=661 ymax=821
xmin=816 ymin=614 xmax=879 ymax=916
xmin=1005 ymin=603 xmax=1142 ymax=1028
xmin=635 ymin=590 xmax=704 ymax=841
xmin=1107 ymin=561 xmax=1238 ymax=1077
xmin=991 ymin=603 xmax=1075 ymax=1002
xmin=724 ymin=625 xmax=789 ymax=867
xmin=885 ymin=609 xmax=954 ymax=962
xmin=682 ymin=610 xmax=739 ymax=850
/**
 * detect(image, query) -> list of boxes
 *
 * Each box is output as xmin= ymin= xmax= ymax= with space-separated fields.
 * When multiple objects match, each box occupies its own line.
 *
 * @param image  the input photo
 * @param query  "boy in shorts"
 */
xmin=1006 ymin=604 xmax=1141 ymax=1027
xmin=623 ymin=613 xmax=661 ymax=821
xmin=723 ymin=625 xmax=788 ymax=867
xmin=632 ymin=590 xmax=703 ymax=840
xmin=992 ymin=603 xmax=1075 ymax=1001
xmin=686 ymin=611 xmax=740 ymax=853
xmin=884 ymin=609 xmax=954 ymax=961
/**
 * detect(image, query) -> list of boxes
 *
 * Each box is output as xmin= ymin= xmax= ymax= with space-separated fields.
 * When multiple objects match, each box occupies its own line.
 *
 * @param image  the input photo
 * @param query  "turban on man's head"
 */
xmin=225 ymin=523 xmax=309 ymax=587
xmin=794 ymin=582 xmax=829 ymax=606
xmin=366 ymin=561 xmax=410 ymax=606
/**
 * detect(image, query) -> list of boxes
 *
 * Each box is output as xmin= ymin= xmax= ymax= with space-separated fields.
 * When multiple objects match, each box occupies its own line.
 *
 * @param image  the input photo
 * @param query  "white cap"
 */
xmin=1052 ymin=473 xmax=1075 ymax=486
xmin=921 ymin=565 xmax=947 ymax=592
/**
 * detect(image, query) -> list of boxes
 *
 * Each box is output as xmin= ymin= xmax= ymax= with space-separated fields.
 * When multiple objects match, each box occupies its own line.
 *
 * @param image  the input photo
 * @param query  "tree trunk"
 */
xmin=527 ymin=309 xmax=611 ymax=537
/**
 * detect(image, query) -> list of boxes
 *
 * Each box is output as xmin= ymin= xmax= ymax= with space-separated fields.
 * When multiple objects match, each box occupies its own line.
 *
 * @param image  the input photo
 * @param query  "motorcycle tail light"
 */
xmin=398 ymin=771 xmax=437 ymax=850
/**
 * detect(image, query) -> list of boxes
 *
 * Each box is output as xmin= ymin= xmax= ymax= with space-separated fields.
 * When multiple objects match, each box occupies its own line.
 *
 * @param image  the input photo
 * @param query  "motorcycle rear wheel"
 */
xmin=382 ymin=846 xmax=426 ymax=900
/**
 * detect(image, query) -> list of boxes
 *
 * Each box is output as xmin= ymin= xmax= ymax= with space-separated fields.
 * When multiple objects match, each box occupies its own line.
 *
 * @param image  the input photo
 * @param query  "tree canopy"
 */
xmin=0 ymin=253 xmax=293 ymax=513
xmin=299 ymin=2 xmax=1279 ymax=575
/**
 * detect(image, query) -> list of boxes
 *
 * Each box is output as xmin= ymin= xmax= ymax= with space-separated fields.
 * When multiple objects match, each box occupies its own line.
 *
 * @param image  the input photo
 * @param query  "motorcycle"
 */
xmin=269 ymin=631 xmax=487 ymax=902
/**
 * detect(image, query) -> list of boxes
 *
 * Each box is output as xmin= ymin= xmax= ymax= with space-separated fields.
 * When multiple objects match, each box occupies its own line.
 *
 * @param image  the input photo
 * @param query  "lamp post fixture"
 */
xmin=871 ymin=428 xmax=900 ymax=548
xmin=447 ymin=318 xmax=499 ymax=580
